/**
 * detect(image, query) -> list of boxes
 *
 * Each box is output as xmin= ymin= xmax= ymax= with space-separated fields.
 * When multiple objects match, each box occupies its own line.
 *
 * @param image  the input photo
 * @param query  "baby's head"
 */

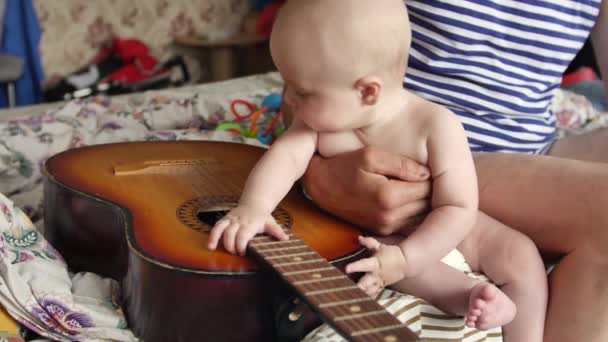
xmin=271 ymin=0 xmax=411 ymax=131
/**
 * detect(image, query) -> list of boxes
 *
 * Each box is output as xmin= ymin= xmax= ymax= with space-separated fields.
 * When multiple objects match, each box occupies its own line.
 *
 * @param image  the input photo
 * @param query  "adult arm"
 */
xmin=591 ymin=0 xmax=608 ymax=95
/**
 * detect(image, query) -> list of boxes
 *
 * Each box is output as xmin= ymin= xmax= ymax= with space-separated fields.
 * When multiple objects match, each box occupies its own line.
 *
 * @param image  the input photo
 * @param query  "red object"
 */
xmin=256 ymin=2 xmax=284 ymax=38
xmin=263 ymin=110 xmax=282 ymax=137
xmin=94 ymin=37 xmax=166 ymax=84
xmin=230 ymin=99 xmax=258 ymax=122
xmin=561 ymin=67 xmax=598 ymax=87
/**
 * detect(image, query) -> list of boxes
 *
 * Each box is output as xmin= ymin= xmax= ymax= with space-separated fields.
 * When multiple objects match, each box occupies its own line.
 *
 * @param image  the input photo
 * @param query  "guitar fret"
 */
xmin=250 ymin=230 xmax=299 ymax=242
xmin=250 ymin=239 xmax=301 ymax=247
xmin=292 ymin=274 xmax=347 ymax=286
xmin=295 ymin=278 xmax=355 ymax=297
xmin=273 ymin=258 xmax=324 ymax=267
xmin=264 ymin=251 xmax=317 ymax=260
xmin=283 ymin=266 xmax=335 ymax=276
xmin=319 ymin=297 xmax=371 ymax=308
xmin=288 ymin=268 xmax=344 ymax=283
xmin=334 ymin=309 xmax=387 ymax=322
xmin=318 ymin=303 xmax=408 ymax=338
xmin=331 ymin=302 xmax=389 ymax=318
xmin=306 ymin=285 xmax=358 ymax=296
xmin=250 ymin=229 xmax=295 ymax=239
xmin=351 ymin=324 xmax=407 ymax=337
xmin=256 ymin=245 xmax=308 ymax=253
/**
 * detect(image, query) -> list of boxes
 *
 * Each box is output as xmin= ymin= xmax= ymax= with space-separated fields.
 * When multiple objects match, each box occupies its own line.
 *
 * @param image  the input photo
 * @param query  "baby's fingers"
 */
xmin=357 ymin=274 xmax=383 ymax=298
xmin=264 ymin=221 xmax=290 ymax=241
xmin=235 ymin=228 xmax=258 ymax=256
xmin=345 ymin=256 xmax=381 ymax=274
xmin=208 ymin=219 xmax=230 ymax=250
xmin=222 ymin=221 xmax=240 ymax=254
xmin=358 ymin=236 xmax=382 ymax=251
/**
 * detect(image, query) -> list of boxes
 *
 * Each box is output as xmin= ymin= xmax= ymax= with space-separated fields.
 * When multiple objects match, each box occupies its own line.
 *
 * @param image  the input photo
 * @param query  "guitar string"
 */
xmin=178 ymin=160 xmax=401 ymax=335
xmin=186 ymin=163 xmax=379 ymax=334
xmin=184 ymin=162 xmax=369 ymax=326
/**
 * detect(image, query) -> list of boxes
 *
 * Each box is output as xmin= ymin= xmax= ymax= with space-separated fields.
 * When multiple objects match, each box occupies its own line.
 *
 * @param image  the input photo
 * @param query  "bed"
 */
xmin=0 ymin=72 xmax=604 ymax=341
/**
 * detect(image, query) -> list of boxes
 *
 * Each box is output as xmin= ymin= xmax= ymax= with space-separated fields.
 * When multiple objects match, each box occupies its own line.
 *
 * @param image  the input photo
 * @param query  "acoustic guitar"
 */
xmin=43 ymin=141 xmax=419 ymax=342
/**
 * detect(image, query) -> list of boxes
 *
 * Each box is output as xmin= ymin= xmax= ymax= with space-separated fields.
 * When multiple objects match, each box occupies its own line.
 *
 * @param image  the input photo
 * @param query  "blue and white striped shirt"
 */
xmin=404 ymin=0 xmax=602 ymax=154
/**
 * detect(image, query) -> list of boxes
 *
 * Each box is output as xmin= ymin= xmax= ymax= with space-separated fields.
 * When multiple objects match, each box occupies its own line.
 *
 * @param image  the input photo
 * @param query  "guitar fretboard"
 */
xmin=249 ymin=233 xmax=419 ymax=342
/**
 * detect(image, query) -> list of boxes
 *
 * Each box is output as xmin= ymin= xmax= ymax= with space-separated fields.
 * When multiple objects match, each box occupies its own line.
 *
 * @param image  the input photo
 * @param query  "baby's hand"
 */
xmin=345 ymin=236 xmax=408 ymax=297
xmin=207 ymin=205 xmax=289 ymax=256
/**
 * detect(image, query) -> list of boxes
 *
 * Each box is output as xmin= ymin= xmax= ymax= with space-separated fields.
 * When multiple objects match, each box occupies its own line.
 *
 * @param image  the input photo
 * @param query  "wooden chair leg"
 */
xmin=209 ymin=47 xmax=236 ymax=81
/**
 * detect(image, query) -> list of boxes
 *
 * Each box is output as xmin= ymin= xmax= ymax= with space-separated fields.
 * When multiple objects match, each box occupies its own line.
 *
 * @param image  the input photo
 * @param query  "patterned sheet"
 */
xmin=0 ymin=72 xmax=605 ymax=341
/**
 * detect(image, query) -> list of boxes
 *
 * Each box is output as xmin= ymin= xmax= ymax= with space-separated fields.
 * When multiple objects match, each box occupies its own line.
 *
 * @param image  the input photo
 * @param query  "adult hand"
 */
xmin=302 ymin=147 xmax=432 ymax=236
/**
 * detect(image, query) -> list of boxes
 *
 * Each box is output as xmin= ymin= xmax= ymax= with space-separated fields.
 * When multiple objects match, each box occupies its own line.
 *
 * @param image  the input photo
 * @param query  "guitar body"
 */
xmin=43 ymin=141 xmax=364 ymax=342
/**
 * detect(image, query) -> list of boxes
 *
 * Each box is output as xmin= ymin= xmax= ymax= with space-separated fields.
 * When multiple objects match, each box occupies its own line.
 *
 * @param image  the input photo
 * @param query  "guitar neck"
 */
xmin=249 ymin=234 xmax=419 ymax=342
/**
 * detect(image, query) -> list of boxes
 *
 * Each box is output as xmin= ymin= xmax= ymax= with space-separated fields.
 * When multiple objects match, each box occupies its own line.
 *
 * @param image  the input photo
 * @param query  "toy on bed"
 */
xmin=216 ymin=93 xmax=284 ymax=145
xmin=43 ymin=37 xmax=189 ymax=102
xmin=255 ymin=0 xmax=285 ymax=38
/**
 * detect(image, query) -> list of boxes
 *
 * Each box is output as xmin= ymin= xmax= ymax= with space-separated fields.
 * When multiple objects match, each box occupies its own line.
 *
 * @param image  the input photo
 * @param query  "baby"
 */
xmin=208 ymin=0 xmax=547 ymax=340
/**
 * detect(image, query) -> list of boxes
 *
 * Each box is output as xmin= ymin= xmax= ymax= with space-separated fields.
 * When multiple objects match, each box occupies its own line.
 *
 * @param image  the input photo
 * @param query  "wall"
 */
xmin=34 ymin=0 xmax=250 ymax=81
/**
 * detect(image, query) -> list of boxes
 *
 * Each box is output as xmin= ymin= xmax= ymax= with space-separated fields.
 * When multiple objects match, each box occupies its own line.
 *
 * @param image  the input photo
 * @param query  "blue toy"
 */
xmin=261 ymin=93 xmax=282 ymax=111
xmin=257 ymin=131 xmax=272 ymax=145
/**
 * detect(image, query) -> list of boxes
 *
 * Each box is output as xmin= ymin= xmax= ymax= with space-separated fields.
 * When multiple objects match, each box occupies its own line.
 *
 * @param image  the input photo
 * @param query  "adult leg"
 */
xmin=548 ymin=127 xmax=608 ymax=162
xmin=473 ymin=152 xmax=608 ymax=342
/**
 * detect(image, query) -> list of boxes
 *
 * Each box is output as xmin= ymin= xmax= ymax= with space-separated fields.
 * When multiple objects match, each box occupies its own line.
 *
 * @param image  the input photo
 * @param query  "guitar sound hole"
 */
xmin=177 ymin=196 xmax=293 ymax=233
xmin=196 ymin=210 xmax=228 ymax=227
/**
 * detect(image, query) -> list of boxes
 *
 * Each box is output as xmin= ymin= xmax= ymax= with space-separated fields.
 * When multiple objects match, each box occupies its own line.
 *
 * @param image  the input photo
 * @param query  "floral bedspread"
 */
xmin=0 ymin=72 xmax=605 ymax=341
xmin=2 ymin=73 xmax=286 ymax=231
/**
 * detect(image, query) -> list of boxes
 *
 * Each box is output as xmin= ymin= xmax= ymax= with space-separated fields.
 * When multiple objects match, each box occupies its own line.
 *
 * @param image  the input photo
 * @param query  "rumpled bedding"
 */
xmin=0 ymin=72 xmax=605 ymax=341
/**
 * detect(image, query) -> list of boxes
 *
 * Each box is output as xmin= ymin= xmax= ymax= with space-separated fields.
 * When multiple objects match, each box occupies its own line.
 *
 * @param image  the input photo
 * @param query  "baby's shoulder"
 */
xmin=408 ymin=94 xmax=450 ymax=115
xmin=409 ymin=97 xmax=461 ymax=134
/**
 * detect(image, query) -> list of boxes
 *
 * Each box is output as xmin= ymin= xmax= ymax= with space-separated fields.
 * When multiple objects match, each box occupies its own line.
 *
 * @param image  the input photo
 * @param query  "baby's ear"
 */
xmin=355 ymin=76 xmax=382 ymax=106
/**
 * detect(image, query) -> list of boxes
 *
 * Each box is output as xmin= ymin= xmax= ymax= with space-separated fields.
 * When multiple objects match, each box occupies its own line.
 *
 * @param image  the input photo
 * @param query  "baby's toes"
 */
xmin=472 ymin=298 xmax=486 ymax=311
xmin=470 ymin=308 xmax=482 ymax=317
xmin=466 ymin=309 xmax=480 ymax=323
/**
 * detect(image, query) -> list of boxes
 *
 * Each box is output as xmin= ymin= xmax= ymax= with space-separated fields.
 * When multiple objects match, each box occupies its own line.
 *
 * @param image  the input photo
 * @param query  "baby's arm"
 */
xmin=208 ymin=119 xmax=318 ymax=255
xmin=399 ymin=110 xmax=478 ymax=277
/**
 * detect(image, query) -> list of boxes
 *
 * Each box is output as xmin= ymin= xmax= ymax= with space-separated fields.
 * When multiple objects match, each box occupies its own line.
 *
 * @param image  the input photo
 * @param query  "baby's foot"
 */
xmin=465 ymin=283 xmax=516 ymax=330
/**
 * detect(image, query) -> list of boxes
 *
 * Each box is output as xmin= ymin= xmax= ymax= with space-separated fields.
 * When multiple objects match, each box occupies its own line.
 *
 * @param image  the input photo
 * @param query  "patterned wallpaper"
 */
xmin=34 ymin=0 xmax=250 ymax=80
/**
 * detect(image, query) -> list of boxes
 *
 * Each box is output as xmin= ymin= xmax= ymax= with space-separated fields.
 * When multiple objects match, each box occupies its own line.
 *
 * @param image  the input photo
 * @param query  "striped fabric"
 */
xmin=305 ymin=274 xmax=503 ymax=341
xmin=404 ymin=0 xmax=602 ymax=154
xmin=303 ymin=251 xmax=503 ymax=341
